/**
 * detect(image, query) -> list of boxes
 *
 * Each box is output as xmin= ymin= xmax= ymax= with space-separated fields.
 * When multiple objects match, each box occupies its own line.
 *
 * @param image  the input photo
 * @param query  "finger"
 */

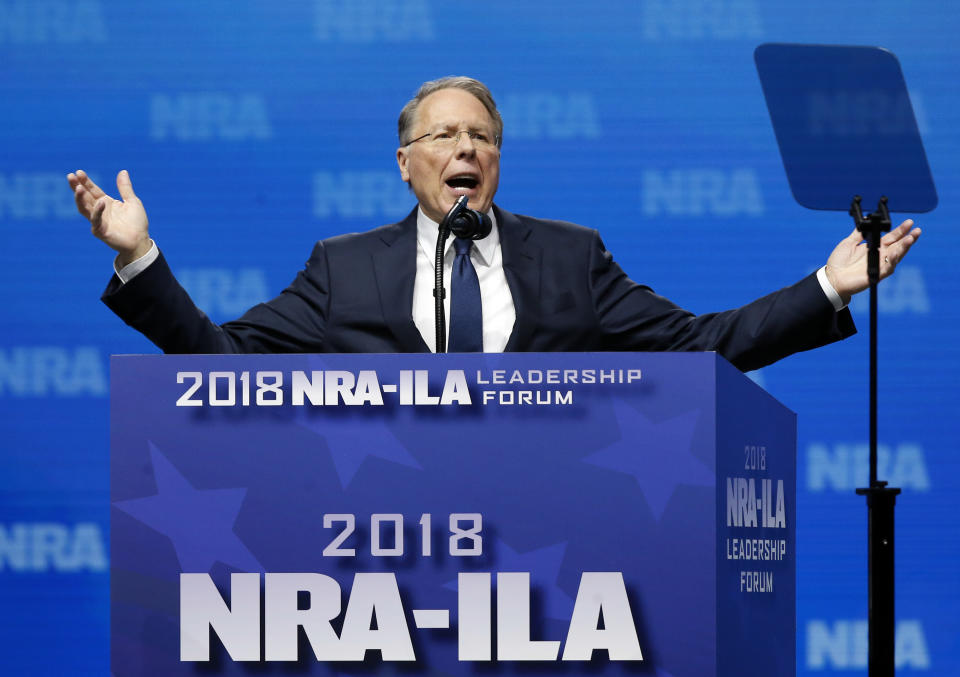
xmin=75 ymin=169 xmax=107 ymax=200
xmin=73 ymin=183 xmax=89 ymax=216
xmin=116 ymin=169 xmax=137 ymax=202
xmin=887 ymin=227 xmax=921 ymax=258
xmin=90 ymin=196 xmax=108 ymax=232
xmin=74 ymin=183 xmax=103 ymax=218
xmin=881 ymin=228 xmax=921 ymax=276
xmin=66 ymin=172 xmax=80 ymax=190
xmin=844 ymin=226 xmax=864 ymax=244
xmin=881 ymin=219 xmax=915 ymax=246
xmin=893 ymin=227 xmax=921 ymax=261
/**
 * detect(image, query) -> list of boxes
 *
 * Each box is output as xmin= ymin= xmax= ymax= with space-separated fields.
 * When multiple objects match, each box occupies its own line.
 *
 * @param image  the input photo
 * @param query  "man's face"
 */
xmin=397 ymin=88 xmax=500 ymax=224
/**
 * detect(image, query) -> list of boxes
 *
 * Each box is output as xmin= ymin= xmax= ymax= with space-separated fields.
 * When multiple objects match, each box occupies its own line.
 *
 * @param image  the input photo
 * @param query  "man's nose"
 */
xmin=454 ymin=132 xmax=477 ymax=157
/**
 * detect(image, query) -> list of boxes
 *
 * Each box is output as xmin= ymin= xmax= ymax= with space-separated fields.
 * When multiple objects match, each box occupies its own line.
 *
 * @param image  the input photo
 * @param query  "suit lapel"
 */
xmin=496 ymin=206 xmax=541 ymax=352
xmin=373 ymin=210 xmax=430 ymax=352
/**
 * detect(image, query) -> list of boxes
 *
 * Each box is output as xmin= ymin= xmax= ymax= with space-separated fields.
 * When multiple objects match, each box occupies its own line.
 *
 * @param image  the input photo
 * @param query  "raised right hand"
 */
xmin=67 ymin=169 xmax=151 ymax=267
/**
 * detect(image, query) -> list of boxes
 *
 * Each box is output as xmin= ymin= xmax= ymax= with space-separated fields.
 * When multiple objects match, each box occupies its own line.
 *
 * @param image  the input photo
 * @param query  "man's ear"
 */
xmin=397 ymin=148 xmax=410 ymax=183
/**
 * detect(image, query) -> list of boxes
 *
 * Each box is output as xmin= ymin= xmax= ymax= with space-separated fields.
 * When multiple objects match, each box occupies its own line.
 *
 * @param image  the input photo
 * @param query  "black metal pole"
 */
xmin=857 ymin=482 xmax=900 ymax=676
xmin=871 ymin=241 xmax=878 ymax=485
xmin=850 ymin=196 xmax=900 ymax=677
xmin=434 ymin=220 xmax=450 ymax=353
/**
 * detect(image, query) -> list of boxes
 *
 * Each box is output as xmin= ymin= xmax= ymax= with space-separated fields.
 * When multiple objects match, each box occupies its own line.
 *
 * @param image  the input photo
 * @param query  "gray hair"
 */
xmin=398 ymin=76 xmax=503 ymax=148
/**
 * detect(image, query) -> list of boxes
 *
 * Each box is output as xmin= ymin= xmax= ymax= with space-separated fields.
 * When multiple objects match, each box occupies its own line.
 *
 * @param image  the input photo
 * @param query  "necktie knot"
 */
xmin=453 ymin=237 xmax=473 ymax=257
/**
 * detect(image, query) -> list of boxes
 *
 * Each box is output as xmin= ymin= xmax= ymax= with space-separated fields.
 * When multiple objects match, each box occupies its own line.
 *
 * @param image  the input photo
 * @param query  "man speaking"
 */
xmin=67 ymin=76 xmax=920 ymax=371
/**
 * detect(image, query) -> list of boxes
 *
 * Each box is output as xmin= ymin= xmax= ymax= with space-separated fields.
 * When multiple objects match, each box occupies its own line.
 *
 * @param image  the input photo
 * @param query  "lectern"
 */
xmin=111 ymin=352 xmax=796 ymax=676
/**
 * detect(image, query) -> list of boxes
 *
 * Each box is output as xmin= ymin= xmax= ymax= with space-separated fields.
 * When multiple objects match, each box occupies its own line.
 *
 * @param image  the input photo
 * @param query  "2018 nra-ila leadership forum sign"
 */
xmin=110 ymin=352 xmax=795 ymax=677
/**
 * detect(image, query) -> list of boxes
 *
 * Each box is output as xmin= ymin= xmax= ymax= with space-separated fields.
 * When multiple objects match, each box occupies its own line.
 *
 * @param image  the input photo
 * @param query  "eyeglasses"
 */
xmin=403 ymin=129 xmax=501 ymax=151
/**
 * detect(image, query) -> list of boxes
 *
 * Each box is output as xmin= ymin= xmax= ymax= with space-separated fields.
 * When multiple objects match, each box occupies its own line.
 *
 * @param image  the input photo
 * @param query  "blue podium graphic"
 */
xmin=110 ymin=352 xmax=796 ymax=676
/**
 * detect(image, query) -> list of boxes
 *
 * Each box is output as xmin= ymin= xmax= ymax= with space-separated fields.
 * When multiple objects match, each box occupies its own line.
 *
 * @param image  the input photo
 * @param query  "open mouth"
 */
xmin=445 ymin=175 xmax=479 ymax=190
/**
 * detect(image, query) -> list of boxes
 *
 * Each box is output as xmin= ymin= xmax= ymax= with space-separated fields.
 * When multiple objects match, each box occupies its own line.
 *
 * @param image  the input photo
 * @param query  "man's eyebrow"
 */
xmin=431 ymin=122 xmax=489 ymax=132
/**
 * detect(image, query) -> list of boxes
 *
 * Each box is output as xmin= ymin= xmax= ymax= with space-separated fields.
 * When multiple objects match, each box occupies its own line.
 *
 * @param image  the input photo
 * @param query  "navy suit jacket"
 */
xmin=102 ymin=206 xmax=855 ymax=371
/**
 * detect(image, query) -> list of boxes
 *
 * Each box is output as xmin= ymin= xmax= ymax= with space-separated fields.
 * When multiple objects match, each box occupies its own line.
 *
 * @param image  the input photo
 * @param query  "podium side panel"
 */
xmin=716 ymin=357 xmax=796 ymax=677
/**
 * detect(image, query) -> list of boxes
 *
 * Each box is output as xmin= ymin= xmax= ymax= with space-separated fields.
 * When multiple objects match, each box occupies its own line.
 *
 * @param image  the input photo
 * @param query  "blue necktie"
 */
xmin=447 ymin=237 xmax=483 ymax=352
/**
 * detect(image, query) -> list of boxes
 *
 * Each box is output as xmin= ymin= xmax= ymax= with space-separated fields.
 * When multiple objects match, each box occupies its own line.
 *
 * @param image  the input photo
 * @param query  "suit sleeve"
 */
xmin=101 ymin=244 xmax=331 ymax=354
xmin=588 ymin=232 xmax=856 ymax=371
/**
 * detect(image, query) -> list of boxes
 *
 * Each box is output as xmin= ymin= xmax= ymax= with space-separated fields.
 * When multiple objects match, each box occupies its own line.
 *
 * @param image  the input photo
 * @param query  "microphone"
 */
xmin=433 ymin=195 xmax=492 ymax=353
xmin=441 ymin=195 xmax=492 ymax=240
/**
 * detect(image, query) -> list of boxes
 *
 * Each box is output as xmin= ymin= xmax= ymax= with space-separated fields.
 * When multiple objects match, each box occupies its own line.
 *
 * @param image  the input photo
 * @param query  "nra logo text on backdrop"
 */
xmin=806 ymin=619 xmax=929 ymax=670
xmin=0 ymin=172 xmax=100 ymax=220
xmin=641 ymin=0 xmax=763 ymax=40
xmin=499 ymin=93 xmax=601 ymax=140
xmin=313 ymin=171 xmax=416 ymax=220
xmin=806 ymin=442 xmax=930 ymax=492
xmin=807 ymin=90 xmax=930 ymax=137
xmin=150 ymin=94 xmax=273 ymax=142
xmin=641 ymin=168 xmax=764 ymax=217
xmin=0 ymin=522 xmax=107 ymax=572
xmin=0 ymin=0 xmax=106 ymax=44
xmin=313 ymin=0 xmax=433 ymax=42
xmin=0 ymin=347 xmax=107 ymax=397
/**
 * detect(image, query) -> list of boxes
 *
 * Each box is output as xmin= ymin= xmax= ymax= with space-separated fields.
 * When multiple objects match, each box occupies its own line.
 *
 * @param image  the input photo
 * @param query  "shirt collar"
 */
xmin=416 ymin=205 xmax=499 ymax=266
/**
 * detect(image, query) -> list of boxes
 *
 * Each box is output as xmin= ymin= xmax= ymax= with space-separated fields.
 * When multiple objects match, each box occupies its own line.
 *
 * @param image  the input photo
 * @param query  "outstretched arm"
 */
xmin=824 ymin=219 xmax=922 ymax=305
xmin=67 ymin=169 xmax=151 ymax=267
xmin=68 ymin=169 xmax=333 ymax=355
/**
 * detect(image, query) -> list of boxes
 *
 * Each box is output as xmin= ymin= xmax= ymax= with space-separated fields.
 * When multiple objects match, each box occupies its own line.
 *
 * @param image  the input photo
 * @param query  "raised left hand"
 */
xmin=824 ymin=219 xmax=922 ymax=303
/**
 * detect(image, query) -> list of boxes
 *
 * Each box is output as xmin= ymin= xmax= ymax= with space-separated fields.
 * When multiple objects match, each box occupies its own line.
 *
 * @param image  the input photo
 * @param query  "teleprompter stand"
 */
xmin=755 ymin=43 xmax=938 ymax=676
xmin=850 ymin=195 xmax=900 ymax=675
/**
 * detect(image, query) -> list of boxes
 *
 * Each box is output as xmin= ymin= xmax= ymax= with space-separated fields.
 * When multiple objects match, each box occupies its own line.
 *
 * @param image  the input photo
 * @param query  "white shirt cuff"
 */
xmin=114 ymin=240 xmax=159 ymax=284
xmin=816 ymin=265 xmax=846 ymax=311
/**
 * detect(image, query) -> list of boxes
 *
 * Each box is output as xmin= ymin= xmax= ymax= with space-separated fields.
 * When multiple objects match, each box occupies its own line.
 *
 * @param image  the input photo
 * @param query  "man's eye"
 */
xmin=473 ymin=133 xmax=489 ymax=143
xmin=434 ymin=132 xmax=453 ymax=140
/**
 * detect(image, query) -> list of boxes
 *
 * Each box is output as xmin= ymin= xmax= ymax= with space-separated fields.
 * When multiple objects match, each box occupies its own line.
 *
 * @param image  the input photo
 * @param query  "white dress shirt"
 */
xmin=412 ymin=207 xmax=516 ymax=352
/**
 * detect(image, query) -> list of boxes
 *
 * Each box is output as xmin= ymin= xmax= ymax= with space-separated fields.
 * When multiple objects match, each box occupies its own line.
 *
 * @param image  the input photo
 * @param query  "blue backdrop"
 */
xmin=0 ymin=1 xmax=956 ymax=674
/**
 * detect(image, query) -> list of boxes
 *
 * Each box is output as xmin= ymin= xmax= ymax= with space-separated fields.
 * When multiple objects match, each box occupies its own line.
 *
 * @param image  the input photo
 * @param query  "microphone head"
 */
xmin=450 ymin=208 xmax=492 ymax=240
xmin=442 ymin=195 xmax=492 ymax=240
